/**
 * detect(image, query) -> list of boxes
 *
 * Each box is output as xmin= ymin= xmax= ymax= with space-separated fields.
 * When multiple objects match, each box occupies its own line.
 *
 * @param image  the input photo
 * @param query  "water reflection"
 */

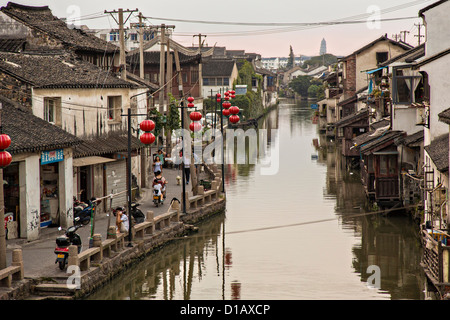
xmin=86 ymin=98 xmax=427 ymax=300
xmin=87 ymin=213 xmax=229 ymax=300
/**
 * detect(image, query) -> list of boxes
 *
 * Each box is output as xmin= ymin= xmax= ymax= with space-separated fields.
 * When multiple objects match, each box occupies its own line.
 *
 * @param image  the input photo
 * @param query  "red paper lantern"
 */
xmin=189 ymin=121 xmax=202 ymax=132
xmin=224 ymin=91 xmax=230 ymax=96
xmin=0 ymin=134 xmax=11 ymax=150
xmin=216 ymin=93 xmax=221 ymax=98
xmin=140 ymin=132 xmax=155 ymax=145
xmin=231 ymin=94 xmax=236 ymax=99
xmin=230 ymin=106 xmax=240 ymax=115
xmin=140 ymin=120 xmax=155 ymax=132
xmin=189 ymin=111 xmax=202 ymax=121
xmin=216 ymin=98 xmax=221 ymax=102
xmin=229 ymin=115 xmax=240 ymax=123
xmin=187 ymin=96 xmax=194 ymax=103
xmin=222 ymin=108 xmax=230 ymax=117
xmin=0 ymin=151 xmax=12 ymax=168
xmin=188 ymin=103 xmax=195 ymax=108
xmin=230 ymin=90 xmax=235 ymax=95
xmin=222 ymin=101 xmax=231 ymax=109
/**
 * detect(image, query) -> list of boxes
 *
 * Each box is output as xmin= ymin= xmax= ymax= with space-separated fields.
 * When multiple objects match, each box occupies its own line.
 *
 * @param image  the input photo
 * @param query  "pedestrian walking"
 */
xmin=180 ymin=150 xmax=191 ymax=184
xmin=153 ymin=155 xmax=163 ymax=175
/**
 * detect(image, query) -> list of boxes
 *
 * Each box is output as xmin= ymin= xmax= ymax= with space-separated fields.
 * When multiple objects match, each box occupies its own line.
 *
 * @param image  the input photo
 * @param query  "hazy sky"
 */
xmin=5 ymin=0 xmax=433 ymax=57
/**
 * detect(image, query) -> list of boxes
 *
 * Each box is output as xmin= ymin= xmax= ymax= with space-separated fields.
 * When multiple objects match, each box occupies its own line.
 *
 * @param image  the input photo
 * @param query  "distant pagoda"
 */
xmin=320 ymin=38 xmax=327 ymax=56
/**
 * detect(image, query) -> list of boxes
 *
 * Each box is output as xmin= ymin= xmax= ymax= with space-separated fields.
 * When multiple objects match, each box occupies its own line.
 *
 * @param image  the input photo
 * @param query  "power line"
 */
xmin=143 ymin=0 xmax=427 ymax=27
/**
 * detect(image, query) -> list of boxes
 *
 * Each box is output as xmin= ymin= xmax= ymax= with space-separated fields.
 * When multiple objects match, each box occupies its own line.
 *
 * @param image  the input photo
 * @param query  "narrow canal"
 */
xmin=86 ymin=98 xmax=427 ymax=300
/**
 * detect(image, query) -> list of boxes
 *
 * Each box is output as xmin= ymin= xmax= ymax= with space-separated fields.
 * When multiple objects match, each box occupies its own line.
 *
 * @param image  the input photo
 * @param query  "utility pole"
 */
xmin=400 ymin=30 xmax=410 ymax=43
xmin=193 ymin=33 xmax=207 ymax=112
xmin=414 ymin=23 xmax=425 ymax=46
xmin=138 ymin=12 xmax=145 ymax=79
xmin=104 ymin=8 xmax=138 ymax=80
xmin=159 ymin=24 xmax=166 ymax=115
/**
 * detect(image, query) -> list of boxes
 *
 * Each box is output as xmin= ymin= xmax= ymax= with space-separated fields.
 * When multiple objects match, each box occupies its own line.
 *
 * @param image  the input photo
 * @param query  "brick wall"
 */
xmin=343 ymin=55 xmax=356 ymax=98
xmin=0 ymin=72 xmax=32 ymax=108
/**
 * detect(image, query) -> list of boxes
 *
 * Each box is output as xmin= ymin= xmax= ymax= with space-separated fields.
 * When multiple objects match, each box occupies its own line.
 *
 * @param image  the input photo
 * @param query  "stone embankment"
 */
xmin=0 ymin=164 xmax=226 ymax=300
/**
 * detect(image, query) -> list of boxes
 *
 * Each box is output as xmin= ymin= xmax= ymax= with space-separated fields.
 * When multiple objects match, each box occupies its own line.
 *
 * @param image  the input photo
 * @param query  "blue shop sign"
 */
xmin=41 ymin=149 xmax=64 ymax=165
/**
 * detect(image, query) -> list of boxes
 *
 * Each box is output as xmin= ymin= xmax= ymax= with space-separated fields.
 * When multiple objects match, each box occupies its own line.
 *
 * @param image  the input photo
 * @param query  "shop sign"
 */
xmin=41 ymin=149 xmax=64 ymax=165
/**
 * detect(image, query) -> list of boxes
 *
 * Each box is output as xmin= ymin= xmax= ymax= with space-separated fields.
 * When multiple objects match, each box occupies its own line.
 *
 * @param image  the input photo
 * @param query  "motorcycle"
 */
xmin=54 ymin=219 xmax=82 ymax=270
xmin=153 ymin=184 xmax=164 ymax=207
xmin=73 ymin=197 xmax=97 ymax=226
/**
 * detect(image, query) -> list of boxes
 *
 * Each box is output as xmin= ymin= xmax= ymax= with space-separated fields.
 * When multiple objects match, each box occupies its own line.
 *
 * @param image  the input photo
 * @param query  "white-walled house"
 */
xmin=415 ymin=0 xmax=450 ymax=228
xmin=2 ymin=96 xmax=80 ymax=241
xmin=0 ymin=51 xmax=150 ymax=234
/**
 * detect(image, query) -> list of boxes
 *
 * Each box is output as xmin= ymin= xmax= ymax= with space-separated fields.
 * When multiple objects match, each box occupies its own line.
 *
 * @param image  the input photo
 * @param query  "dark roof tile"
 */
xmin=1 ymin=2 xmax=118 ymax=53
xmin=0 ymin=95 xmax=81 ymax=154
xmin=0 ymin=52 xmax=133 ymax=89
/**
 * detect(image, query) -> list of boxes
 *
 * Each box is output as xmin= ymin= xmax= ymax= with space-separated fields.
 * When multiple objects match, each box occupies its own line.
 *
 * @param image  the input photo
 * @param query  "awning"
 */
xmin=362 ymin=66 xmax=387 ymax=74
xmin=73 ymin=156 xmax=116 ymax=167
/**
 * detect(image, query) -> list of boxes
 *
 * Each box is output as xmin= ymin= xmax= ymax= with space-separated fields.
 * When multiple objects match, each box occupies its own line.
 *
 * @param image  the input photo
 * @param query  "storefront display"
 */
xmin=40 ymin=149 xmax=63 ymax=227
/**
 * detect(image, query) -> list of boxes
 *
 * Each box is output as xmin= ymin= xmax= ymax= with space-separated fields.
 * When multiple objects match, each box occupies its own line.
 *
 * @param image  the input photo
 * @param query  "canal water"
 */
xmin=86 ymin=98 xmax=426 ymax=300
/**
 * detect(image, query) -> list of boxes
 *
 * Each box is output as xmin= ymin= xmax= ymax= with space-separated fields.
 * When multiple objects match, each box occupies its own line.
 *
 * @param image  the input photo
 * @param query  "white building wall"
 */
xmin=32 ymin=87 xmax=148 ymax=138
xmin=420 ymin=54 xmax=450 ymax=145
xmin=421 ymin=1 xmax=450 ymax=57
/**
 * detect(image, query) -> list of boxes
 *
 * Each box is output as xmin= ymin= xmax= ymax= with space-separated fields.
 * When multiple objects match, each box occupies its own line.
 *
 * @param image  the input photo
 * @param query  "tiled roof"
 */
xmin=334 ymin=109 xmax=369 ymax=128
xmin=73 ymin=131 xmax=142 ymax=158
xmin=425 ymin=134 xmax=449 ymax=172
xmin=439 ymin=107 xmax=450 ymax=125
xmin=126 ymin=51 xmax=201 ymax=66
xmin=359 ymin=130 xmax=405 ymax=155
xmin=0 ymin=95 xmax=81 ymax=154
xmin=202 ymin=59 xmax=236 ymax=77
xmin=399 ymin=130 xmax=424 ymax=148
xmin=0 ymin=38 xmax=26 ymax=53
xmin=0 ymin=52 xmax=133 ymax=89
xmin=1 ymin=2 xmax=118 ymax=53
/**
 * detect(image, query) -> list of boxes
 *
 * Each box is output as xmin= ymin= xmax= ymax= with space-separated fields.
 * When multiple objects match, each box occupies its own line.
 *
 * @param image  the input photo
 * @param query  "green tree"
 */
xmin=289 ymin=75 xmax=312 ymax=97
xmin=286 ymin=45 xmax=294 ymax=70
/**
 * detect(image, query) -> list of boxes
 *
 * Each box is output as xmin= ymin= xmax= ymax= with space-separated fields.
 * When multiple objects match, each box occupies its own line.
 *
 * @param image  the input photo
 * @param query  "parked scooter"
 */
xmin=131 ymin=202 xmax=145 ymax=224
xmin=54 ymin=219 xmax=82 ymax=270
xmin=73 ymin=197 xmax=97 ymax=226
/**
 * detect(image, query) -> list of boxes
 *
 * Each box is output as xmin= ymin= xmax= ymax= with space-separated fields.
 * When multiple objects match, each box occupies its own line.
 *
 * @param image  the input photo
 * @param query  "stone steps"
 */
xmin=32 ymin=283 xmax=77 ymax=297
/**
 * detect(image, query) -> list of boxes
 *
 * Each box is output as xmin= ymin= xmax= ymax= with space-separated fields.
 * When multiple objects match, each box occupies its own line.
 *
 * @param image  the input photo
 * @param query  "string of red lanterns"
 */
xmin=0 ymin=133 xmax=12 ymax=168
xmin=139 ymin=119 xmax=156 ymax=145
xmin=221 ymin=90 xmax=240 ymax=124
xmin=188 ymin=97 xmax=203 ymax=132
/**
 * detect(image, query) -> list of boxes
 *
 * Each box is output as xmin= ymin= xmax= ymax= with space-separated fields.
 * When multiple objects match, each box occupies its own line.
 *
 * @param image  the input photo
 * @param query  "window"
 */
xmin=130 ymin=33 xmax=137 ymax=41
xmin=107 ymin=96 xmax=122 ymax=121
xmin=109 ymin=32 xmax=119 ymax=41
xmin=378 ymin=155 xmax=397 ymax=176
xmin=376 ymin=52 xmax=389 ymax=64
xmin=182 ymin=72 xmax=188 ymax=84
xmin=44 ymin=97 xmax=61 ymax=125
xmin=392 ymin=67 xmax=423 ymax=104
xmin=203 ymin=78 xmax=216 ymax=86
xmin=216 ymin=78 xmax=223 ymax=86
xmin=191 ymin=69 xmax=199 ymax=83
xmin=223 ymin=78 xmax=229 ymax=86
